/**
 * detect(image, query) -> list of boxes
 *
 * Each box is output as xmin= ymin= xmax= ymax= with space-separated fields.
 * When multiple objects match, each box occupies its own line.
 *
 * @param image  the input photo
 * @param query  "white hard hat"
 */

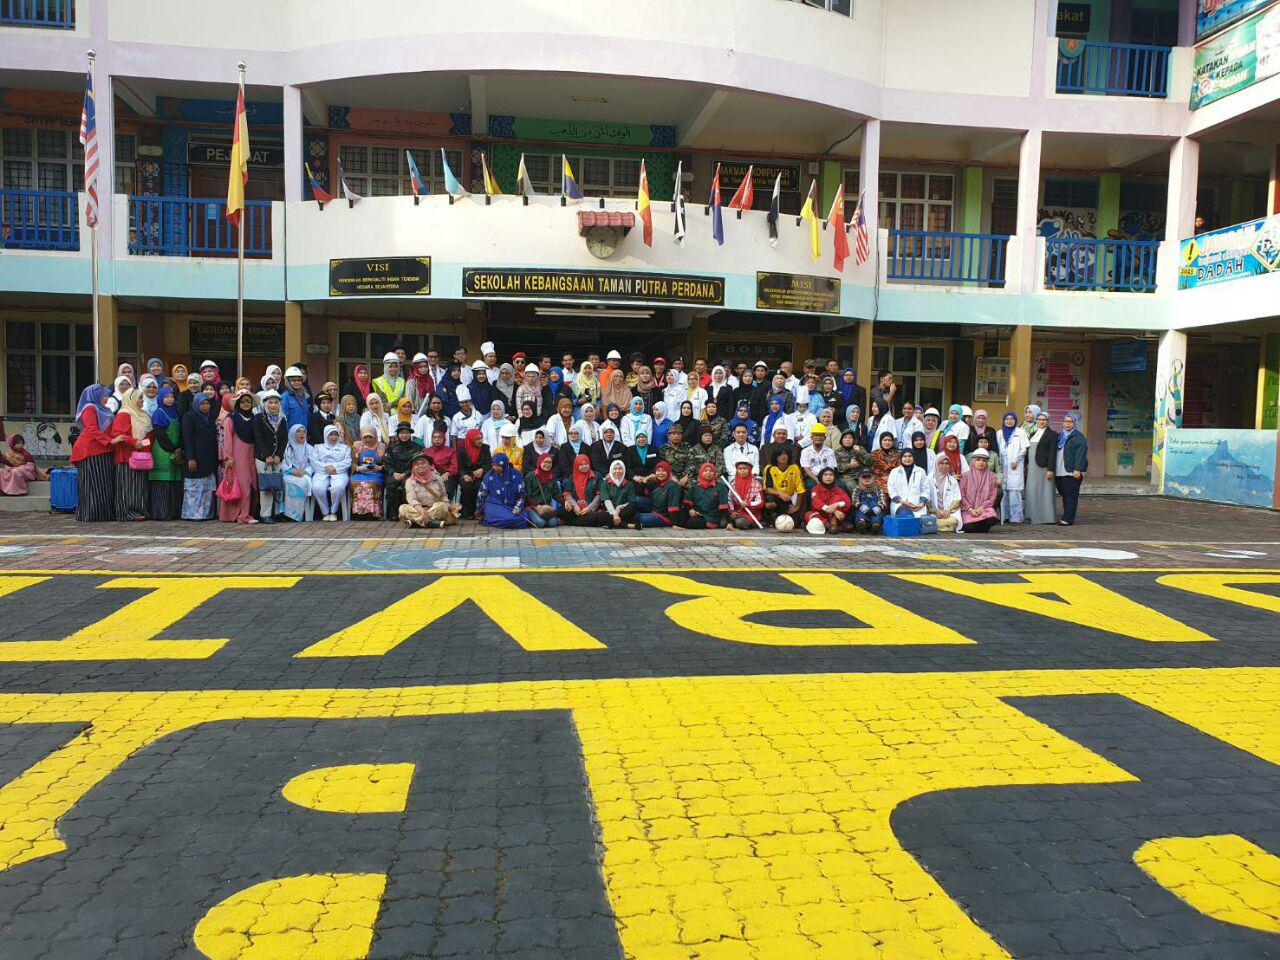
xmin=471 ymin=360 xmax=488 ymax=370
xmin=199 ymin=359 xmax=218 ymax=370
xmin=806 ymin=516 xmax=827 ymax=535
xmin=961 ymin=405 xmax=973 ymax=417
xmin=412 ymin=352 xmax=428 ymax=364
xmin=499 ymin=422 xmax=517 ymax=438
xmin=456 ymin=385 xmax=471 ymax=402
xmin=284 ymin=366 xmax=303 ymax=379
xmin=382 ymin=352 xmax=399 ymax=364
xmin=525 ymin=363 xmax=540 ymax=374
xmin=481 ymin=341 xmax=496 ymax=355
xmin=260 ymin=389 xmax=281 ymax=401
xmin=607 ymin=350 xmax=622 ymax=360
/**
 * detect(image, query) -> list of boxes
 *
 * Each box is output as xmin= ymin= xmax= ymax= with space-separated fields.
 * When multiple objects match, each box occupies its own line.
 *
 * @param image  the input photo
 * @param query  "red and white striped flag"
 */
xmin=79 ymin=68 xmax=99 ymax=228
xmin=850 ymin=191 xmax=870 ymax=266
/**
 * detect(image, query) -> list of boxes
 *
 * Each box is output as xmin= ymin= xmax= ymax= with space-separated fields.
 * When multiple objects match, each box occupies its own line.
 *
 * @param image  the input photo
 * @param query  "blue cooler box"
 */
xmin=882 ymin=514 xmax=920 ymax=537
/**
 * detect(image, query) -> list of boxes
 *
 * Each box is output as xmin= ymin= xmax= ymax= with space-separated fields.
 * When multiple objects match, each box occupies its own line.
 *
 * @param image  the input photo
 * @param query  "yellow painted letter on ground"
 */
xmin=1158 ymin=573 xmax=1280 ymax=615
xmin=1136 ymin=834 xmax=1280 ymax=933
xmin=0 ymin=576 xmax=299 ymax=662
xmin=622 ymin=572 xmax=973 ymax=645
xmin=899 ymin=573 xmax=1215 ymax=643
xmin=193 ymin=872 xmax=385 ymax=960
xmin=295 ymin=575 xmax=604 ymax=657
xmin=282 ymin=763 xmax=415 ymax=814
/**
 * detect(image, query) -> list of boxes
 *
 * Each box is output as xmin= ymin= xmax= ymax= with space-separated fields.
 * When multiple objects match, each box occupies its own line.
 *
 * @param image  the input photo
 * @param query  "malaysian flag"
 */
xmin=850 ymin=190 xmax=870 ymax=266
xmin=79 ymin=69 xmax=99 ymax=228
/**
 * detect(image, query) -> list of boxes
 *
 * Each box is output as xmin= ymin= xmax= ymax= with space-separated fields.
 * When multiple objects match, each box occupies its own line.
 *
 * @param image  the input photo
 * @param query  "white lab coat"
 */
xmin=997 ymin=428 xmax=1029 ymax=492
xmin=887 ymin=464 xmax=931 ymax=518
xmin=620 ymin=413 xmax=654 ymax=447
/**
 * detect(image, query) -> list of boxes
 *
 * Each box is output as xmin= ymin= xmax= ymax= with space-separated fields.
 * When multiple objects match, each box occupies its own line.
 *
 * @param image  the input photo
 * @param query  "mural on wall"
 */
xmin=1163 ymin=429 xmax=1276 ymax=508
xmin=3 ymin=420 xmax=73 ymax=461
xmin=1151 ymin=356 xmax=1185 ymax=486
xmin=1111 ymin=210 xmax=1165 ymax=242
xmin=1039 ymin=208 xmax=1098 ymax=286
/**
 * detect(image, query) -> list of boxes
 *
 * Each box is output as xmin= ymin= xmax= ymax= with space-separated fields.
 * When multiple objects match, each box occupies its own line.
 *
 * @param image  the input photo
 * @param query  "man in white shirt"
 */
xmin=480 ymin=340 xmax=500 ymax=384
xmin=450 ymin=385 xmax=482 ymax=440
xmin=723 ymin=424 xmax=760 ymax=476
xmin=454 ymin=346 xmax=472 ymax=386
xmin=800 ymin=424 xmax=836 ymax=483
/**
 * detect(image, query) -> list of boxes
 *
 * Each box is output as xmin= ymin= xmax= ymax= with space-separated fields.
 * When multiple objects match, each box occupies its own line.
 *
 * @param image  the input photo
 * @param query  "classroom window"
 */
xmin=3 ymin=320 xmax=136 ymax=417
xmin=802 ymin=0 xmax=852 ymax=14
xmin=871 ymin=343 xmax=948 ymax=412
xmin=879 ymin=171 xmax=954 ymax=234
xmin=519 ymin=153 xmax=643 ymax=198
xmin=0 ymin=127 xmax=134 ymax=196
xmin=336 ymin=145 xmax=464 ymax=198
xmin=336 ymin=330 xmax=462 ymax=389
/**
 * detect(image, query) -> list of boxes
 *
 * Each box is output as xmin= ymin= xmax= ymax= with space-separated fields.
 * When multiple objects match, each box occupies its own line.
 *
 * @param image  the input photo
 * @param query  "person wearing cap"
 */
xmin=479 ymin=341 xmax=500 ymax=384
xmin=793 ymin=388 xmax=818 ymax=447
xmin=922 ymin=407 xmax=942 ymax=450
xmin=406 ymin=352 xmax=436 ymax=412
xmin=450 ymin=385 xmax=481 ymax=440
xmin=383 ymin=420 xmax=420 ymax=518
xmin=308 ymin=390 xmax=339 ymax=445
xmin=280 ymin=365 xmax=312 ymax=433
xmin=252 ymin=389 xmax=289 ymax=523
xmin=399 ymin=451 xmax=459 ymax=528
xmin=465 ymin=360 xmax=493 ymax=415
xmin=650 ymin=356 xmax=670 ymax=389
xmin=852 ymin=468 xmax=887 ymax=534
xmin=198 ymin=359 xmax=221 ymax=390
xmin=598 ymin=349 xmax=624 ymax=388
xmin=516 ymin=362 xmax=552 ymax=420
xmin=800 ymin=423 xmax=836 ymax=486
xmin=495 ymin=420 xmax=524 ymax=472
xmin=372 ymin=353 xmax=406 ymax=407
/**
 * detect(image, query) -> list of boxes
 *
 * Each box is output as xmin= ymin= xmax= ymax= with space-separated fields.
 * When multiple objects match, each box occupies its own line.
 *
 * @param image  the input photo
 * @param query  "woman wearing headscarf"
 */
xmin=516 ymin=400 xmax=545 ymax=447
xmin=727 ymin=400 xmax=758 ymax=446
xmin=217 ymin=391 xmax=257 ymax=524
xmin=673 ymin=400 xmax=698 ymax=445
xmin=546 ymin=367 xmax=572 ymax=408
xmin=477 ymin=452 xmax=527 ymax=528
xmin=138 ymin=376 xmax=159 ymax=415
xmin=908 ymin=431 xmax=937 ymax=475
xmin=967 ymin=434 xmax=1003 ymax=485
xmin=435 ymin=364 xmax=462 ymax=418
xmin=109 ymin=388 xmax=153 ymax=521
xmin=338 ymin=395 xmax=362 ymax=447
xmin=834 ymin=429 xmax=870 ymax=491
xmin=1021 ymin=404 xmax=1042 ymax=438
xmin=556 ymin=423 xmax=587 ymax=479
xmin=110 ymin=374 xmax=132 ymax=412
xmin=600 ymin=363 xmax=632 ymax=414
xmin=938 ymin=433 xmax=968 ymax=478
xmin=350 ymin=427 xmax=386 ymax=519
xmin=869 ymin=431 xmax=901 ymax=498
xmin=405 ymin=354 xmax=436 ymax=412
xmin=960 ymin=449 xmax=1000 ymax=532
xmin=252 ymin=390 xmax=289 ymax=523
xmin=198 ymin=359 xmax=222 ymax=391
xmin=399 ymin=452 xmax=458 ymax=528
xmin=632 ymin=460 xmax=683 ymax=529
xmin=559 ymin=454 xmax=601 ymax=525
xmin=649 ymin=401 xmax=671 ymax=449
xmin=466 ymin=363 xmax=493 ymax=415
xmin=280 ymin=423 xmax=314 ymax=522
xmin=383 ymin=420 xmax=420 ymax=518
xmin=626 ymin=430 xmax=659 ymax=490
xmin=146 ymin=387 xmax=183 ymax=520
xmin=572 ymin=361 xmax=601 ymax=408
xmin=576 ymin=403 xmax=602 ymax=445
xmin=360 ymin=393 xmax=393 ymax=445
xmin=1052 ymin=411 xmax=1088 ymax=526
xmin=838 ymin=368 xmax=865 ymax=420
xmin=662 ymin=370 xmax=689 ymax=420
xmin=171 ymin=363 xmax=190 ymax=392
xmin=599 ymin=459 xmax=637 ymax=527
xmin=964 ymin=409 xmax=998 ymax=455
xmin=544 ymin=396 xmax=577 ymax=448
xmin=706 ymin=365 xmax=734 ymax=415
xmin=309 ymin=392 xmax=339 ymax=444
xmin=843 ymin=404 xmax=866 ymax=450
xmin=143 ymin=357 xmax=166 ymax=387
xmin=309 ymin=424 xmax=351 ymax=521
xmin=620 ymin=396 xmax=653 ymax=448
xmin=590 ymin=420 xmax=626 ymax=476
xmin=457 ymin=427 xmax=490 ymax=520
xmin=684 ymin=461 xmax=728 ymax=529
xmin=340 ymin=365 xmax=370 ymax=405
xmin=115 ymin=362 xmax=136 ymax=389
xmin=522 ymin=427 xmax=555 ymax=478
xmin=805 ymin=466 xmax=852 ymax=533
xmin=496 ymin=421 xmax=524 ymax=473
xmin=415 ymin=395 xmax=450 ymax=447
xmin=602 ymin=402 xmax=625 ymax=440
xmin=180 ymin=389 xmax=219 ymax=520
xmin=422 ymin=424 xmax=459 ymax=493
xmin=71 ymin=385 xmax=117 ymax=522
xmin=492 ymin=362 xmax=517 ymax=413
xmin=481 ymin=400 xmax=510 ymax=450
xmin=887 ymin=448 xmax=930 ymax=519
xmin=0 ymin=435 xmax=41 ymax=497
xmin=1026 ymin=411 xmax=1057 ymax=524
xmin=929 ymin=454 xmax=963 ymax=533
xmin=997 ymin=411 xmax=1028 ymax=523
xmin=523 ymin=453 xmax=562 ymax=528
xmin=372 ymin=353 xmax=406 ymax=407
xmin=177 ymin=373 xmax=203 ymax=416
xmin=702 ymin=400 xmax=728 ymax=448
xmin=939 ymin=403 xmax=970 ymax=445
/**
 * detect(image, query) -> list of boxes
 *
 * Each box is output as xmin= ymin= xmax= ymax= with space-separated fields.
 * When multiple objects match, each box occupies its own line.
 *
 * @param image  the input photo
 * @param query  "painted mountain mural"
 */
xmin=1166 ymin=437 xmax=1275 ymax=508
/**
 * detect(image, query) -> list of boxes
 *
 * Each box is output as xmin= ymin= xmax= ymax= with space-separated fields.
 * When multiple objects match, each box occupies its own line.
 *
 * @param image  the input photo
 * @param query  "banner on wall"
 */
xmin=1178 ymin=212 xmax=1280 ymax=287
xmin=1191 ymin=3 xmax=1280 ymax=108
xmin=1031 ymin=350 xmax=1087 ymax=425
xmin=1196 ymin=0 xmax=1278 ymax=42
xmin=1163 ymin=428 xmax=1276 ymax=507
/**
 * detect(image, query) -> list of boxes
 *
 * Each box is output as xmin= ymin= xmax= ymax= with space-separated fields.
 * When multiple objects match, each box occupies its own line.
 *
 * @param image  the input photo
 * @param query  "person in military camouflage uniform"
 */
xmin=658 ymin=422 xmax=698 ymax=486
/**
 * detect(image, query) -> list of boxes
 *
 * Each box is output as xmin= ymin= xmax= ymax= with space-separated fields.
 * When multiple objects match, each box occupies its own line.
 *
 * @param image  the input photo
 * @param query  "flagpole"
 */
xmin=235 ymin=60 xmax=246 ymax=381
xmin=87 ymin=50 xmax=100 ymax=383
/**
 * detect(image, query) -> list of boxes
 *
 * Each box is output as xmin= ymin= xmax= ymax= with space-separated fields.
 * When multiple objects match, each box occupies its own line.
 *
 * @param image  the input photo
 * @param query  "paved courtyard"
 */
xmin=0 ymin=496 xmax=1275 ymax=958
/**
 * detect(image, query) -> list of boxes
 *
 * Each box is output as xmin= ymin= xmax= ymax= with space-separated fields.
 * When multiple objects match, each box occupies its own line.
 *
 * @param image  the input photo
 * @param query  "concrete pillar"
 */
xmin=1258 ymin=332 xmax=1280 ymax=430
xmin=283 ymin=86 xmax=304 ymax=204
xmin=1008 ymin=324 xmax=1033 ymax=411
xmin=1015 ymin=129 xmax=1043 ymax=292
xmin=960 ymin=166 xmax=984 ymax=234
xmin=284 ymin=301 xmax=304 ymax=372
xmin=1177 ymin=0 xmax=1196 ymax=46
xmin=1152 ymin=329 xmax=1187 ymax=490
xmin=464 ymin=303 xmax=486 ymax=358
xmin=1097 ymin=171 xmax=1121 ymax=239
xmin=858 ymin=120 xmax=880 ymax=243
xmin=1159 ymin=136 xmax=1200 ymax=291
xmin=691 ymin=314 xmax=709 ymax=361
xmin=1270 ymin=144 xmax=1279 ymax=215
xmin=95 ymin=295 xmax=119 ymax=384
xmin=856 ymin=318 xmax=874 ymax=387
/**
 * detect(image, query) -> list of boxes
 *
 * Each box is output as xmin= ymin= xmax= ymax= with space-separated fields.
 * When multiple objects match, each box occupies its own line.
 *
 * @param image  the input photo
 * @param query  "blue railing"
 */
xmin=0 ymin=189 xmax=80 ymax=251
xmin=887 ymin=230 xmax=1010 ymax=286
xmin=0 ymin=0 xmax=74 ymax=27
xmin=128 ymin=196 xmax=273 ymax=257
xmin=1056 ymin=41 xmax=1170 ymax=98
xmin=1044 ymin=238 xmax=1160 ymax=292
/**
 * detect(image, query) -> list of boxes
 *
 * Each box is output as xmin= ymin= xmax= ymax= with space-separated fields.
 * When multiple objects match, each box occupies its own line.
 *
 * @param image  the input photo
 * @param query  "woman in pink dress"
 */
xmin=0 ymin=435 xmax=46 ymax=495
xmin=219 ymin=391 xmax=259 ymax=523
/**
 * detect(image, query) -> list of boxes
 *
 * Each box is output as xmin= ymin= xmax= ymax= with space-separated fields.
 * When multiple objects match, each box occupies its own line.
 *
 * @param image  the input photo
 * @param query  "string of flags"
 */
xmin=302 ymin=152 xmax=870 ymax=271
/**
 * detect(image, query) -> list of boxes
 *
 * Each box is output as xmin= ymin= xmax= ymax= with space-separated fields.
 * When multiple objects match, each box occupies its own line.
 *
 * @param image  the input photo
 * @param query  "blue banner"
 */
xmin=1178 ymin=213 xmax=1280 ymax=288
xmin=1197 ymin=0 xmax=1277 ymax=41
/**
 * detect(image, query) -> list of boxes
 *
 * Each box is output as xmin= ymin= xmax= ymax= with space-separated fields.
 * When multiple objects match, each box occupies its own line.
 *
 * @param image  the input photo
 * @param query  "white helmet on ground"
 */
xmin=806 ymin=516 xmax=827 ymax=535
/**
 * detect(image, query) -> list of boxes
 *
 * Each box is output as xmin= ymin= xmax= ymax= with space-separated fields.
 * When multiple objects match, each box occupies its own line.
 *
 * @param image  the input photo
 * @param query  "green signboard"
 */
xmin=1191 ymin=3 xmax=1280 ymax=108
xmin=487 ymin=116 xmax=676 ymax=148
xmin=189 ymin=321 xmax=284 ymax=356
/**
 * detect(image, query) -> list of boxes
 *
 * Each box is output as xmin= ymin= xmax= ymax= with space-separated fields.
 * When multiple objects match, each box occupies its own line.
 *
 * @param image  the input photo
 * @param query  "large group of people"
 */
xmin=66 ymin=346 xmax=1089 ymax=532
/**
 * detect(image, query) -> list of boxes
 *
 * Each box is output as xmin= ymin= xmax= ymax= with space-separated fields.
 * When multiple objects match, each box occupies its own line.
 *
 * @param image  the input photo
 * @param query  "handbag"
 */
xmin=128 ymin=450 xmax=153 ymax=471
xmin=917 ymin=515 xmax=939 ymax=535
xmin=216 ymin=470 xmax=242 ymax=502
xmin=257 ymin=468 xmax=284 ymax=492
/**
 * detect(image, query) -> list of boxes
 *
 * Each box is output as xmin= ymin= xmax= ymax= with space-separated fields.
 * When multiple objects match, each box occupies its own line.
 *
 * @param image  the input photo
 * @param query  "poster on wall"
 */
xmin=1163 ymin=429 xmax=1276 ymax=507
xmin=1031 ymin=350 xmax=1086 ymax=425
xmin=974 ymin=357 xmax=1010 ymax=403
xmin=1196 ymin=0 xmax=1278 ymax=42
xmin=1178 ymin=212 xmax=1280 ymax=287
xmin=0 ymin=419 xmax=74 ymax=461
xmin=1191 ymin=3 xmax=1280 ymax=108
xmin=1107 ymin=369 xmax=1155 ymax=475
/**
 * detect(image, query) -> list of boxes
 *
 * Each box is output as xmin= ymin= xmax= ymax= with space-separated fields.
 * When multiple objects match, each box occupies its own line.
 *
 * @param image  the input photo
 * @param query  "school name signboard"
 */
xmin=756 ymin=272 xmax=841 ymax=314
xmin=1191 ymin=3 xmax=1280 ymax=108
xmin=462 ymin=268 xmax=725 ymax=306
xmin=329 ymin=258 xmax=432 ymax=297
xmin=1178 ymin=213 xmax=1280 ymax=288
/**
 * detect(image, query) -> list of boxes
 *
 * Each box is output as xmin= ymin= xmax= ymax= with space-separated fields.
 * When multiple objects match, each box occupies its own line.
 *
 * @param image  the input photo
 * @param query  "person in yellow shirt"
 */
xmin=762 ymin=447 xmax=805 ymax=524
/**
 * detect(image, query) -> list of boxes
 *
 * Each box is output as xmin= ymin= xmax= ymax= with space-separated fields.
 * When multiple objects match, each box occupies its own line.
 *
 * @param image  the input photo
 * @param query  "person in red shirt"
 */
xmin=109 ymin=388 xmax=153 ymax=521
xmin=805 ymin=467 xmax=853 ymax=532
xmin=70 ymin=385 xmax=117 ymax=522
xmin=423 ymin=425 xmax=458 ymax=496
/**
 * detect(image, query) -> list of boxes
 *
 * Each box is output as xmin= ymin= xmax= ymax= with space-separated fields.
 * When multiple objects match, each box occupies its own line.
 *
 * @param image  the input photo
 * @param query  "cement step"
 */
xmin=0 ymin=480 xmax=52 ymax=512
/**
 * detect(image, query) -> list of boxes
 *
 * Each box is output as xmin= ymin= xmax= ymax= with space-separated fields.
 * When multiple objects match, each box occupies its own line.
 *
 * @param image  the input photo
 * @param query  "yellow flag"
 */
xmin=226 ymin=80 xmax=248 ymax=227
xmin=800 ymin=180 xmax=820 ymax=262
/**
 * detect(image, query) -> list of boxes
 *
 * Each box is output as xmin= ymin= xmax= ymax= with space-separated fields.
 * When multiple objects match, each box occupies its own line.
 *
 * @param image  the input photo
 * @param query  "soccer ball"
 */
xmin=806 ymin=517 xmax=827 ymax=535
xmin=774 ymin=514 xmax=795 ymax=532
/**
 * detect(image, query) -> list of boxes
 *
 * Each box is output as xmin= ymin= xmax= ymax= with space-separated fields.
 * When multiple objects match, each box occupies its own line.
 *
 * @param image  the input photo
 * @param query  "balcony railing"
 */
xmin=1056 ymin=41 xmax=1170 ymax=98
xmin=1044 ymin=238 xmax=1160 ymax=292
xmin=0 ymin=0 xmax=74 ymax=27
xmin=886 ymin=230 xmax=1009 ymax=286
xmin=0 ymin=189 xmax=79 ymax=251
xmin=128 ymin=196 xmax=273 ymax=257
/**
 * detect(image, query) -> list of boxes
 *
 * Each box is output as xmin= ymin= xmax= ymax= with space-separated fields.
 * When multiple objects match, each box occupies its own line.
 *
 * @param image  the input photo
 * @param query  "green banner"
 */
xmin=1191 ymin=4 xmax=1280 ymax=108
xmin=488 ymin=116 xmax=675 ymax=148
